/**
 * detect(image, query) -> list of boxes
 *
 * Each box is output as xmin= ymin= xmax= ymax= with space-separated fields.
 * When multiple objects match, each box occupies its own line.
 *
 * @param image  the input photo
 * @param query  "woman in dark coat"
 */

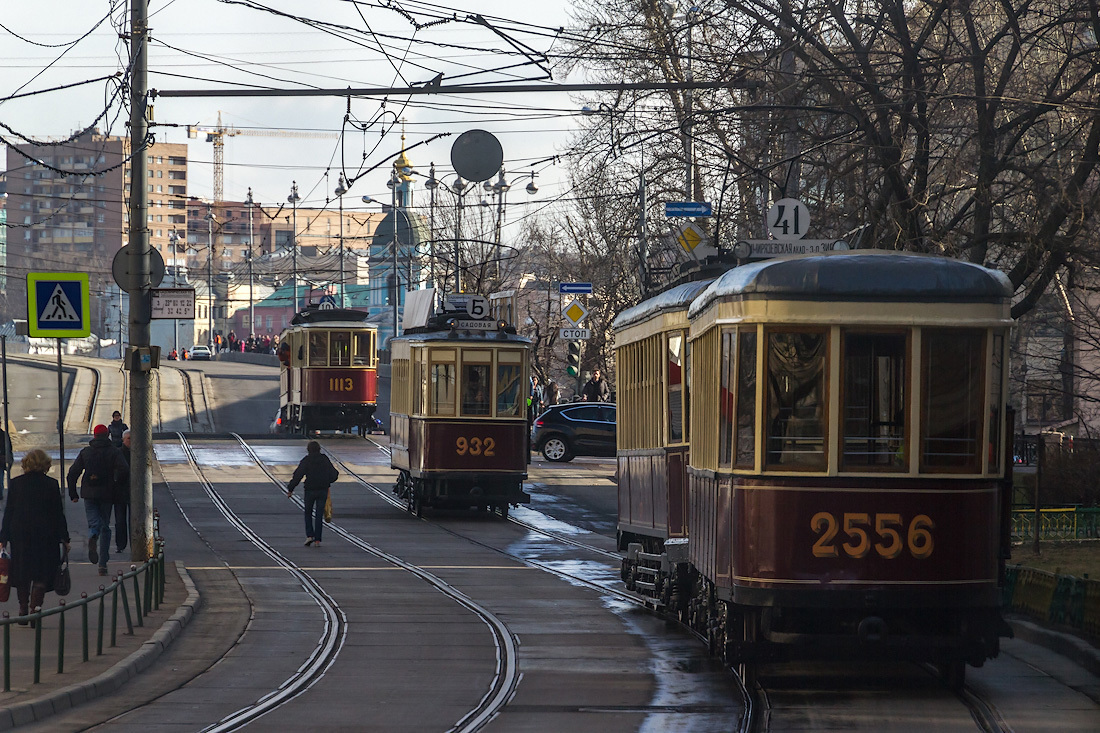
xmin=0 ymin=449 xmax=71 ymax=622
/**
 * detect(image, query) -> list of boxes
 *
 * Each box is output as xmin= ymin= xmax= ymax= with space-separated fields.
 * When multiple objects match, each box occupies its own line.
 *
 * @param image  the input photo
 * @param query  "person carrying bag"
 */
xmin=285 ymin=441 xmax=339 ymax=547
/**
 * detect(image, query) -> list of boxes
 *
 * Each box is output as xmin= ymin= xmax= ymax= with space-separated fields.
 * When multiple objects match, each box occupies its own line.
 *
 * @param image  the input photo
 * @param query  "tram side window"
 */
xmin=308 ymin=332 xmax=328 ymax=367
xmin=765 ymin=330 xmax=826 ymax=469
xmin=330 ymin=331 xmax=351 ymax=367
xmin=921 ymin=329 xmax=984 ymax=472
xmin=718 ymin=330 xmax=735 ymax=466
xmin=669 ymin=332 xmax=686 ymax=445
xmin=496 ymin=364 xmax=522 ymax=417
xmin=353 ymin=332 xmax=372 ymax=366
xmin=462 ymin=364 xmax=492 ymax=416
xmin=841 ymin=332 xmax=906 ymax=470
xmin=735 ymin=330 xmax=757 ymax=468
xmin=430 ymin=352 xmax=456 ymax=416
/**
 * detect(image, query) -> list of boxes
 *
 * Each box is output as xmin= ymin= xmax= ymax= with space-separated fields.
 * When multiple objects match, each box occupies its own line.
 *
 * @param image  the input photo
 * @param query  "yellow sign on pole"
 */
xmin=676 ymin=223 xmax=706 ymax=252
xmin=562 ymin=298 xmax=588 ymax=325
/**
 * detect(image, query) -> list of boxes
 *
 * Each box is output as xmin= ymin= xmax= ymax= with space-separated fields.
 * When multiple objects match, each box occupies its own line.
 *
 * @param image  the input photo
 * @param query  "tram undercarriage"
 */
xmin=620 ymin=535 xmax=1010 ymax=690
xmin=394 ymin=470 xmax=530 ymax=518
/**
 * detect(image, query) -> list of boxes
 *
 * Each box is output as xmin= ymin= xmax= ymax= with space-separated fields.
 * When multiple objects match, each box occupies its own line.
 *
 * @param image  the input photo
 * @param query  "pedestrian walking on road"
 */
xmin=115 ymin=430 xmax=132 ymax=553
xmin=0 ymin=449 xmax=71 ymax=623
xmin=107 ymin=410 xmax=128 ymax=448
xmin=285 ymin=441 xmax=339 ymax=547
xmin=67 ymin=425 xmax=129 ymax=575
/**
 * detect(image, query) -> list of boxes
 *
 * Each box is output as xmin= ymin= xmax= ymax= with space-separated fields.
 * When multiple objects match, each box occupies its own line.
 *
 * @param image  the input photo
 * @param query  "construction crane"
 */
xmin=187 ymin=111 xmax=338 ymax=205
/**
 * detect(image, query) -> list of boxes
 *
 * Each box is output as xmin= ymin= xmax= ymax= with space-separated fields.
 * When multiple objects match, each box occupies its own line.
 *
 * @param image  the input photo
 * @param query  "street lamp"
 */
xmin=334 ymin=174 xmax=347 ymax=308
xmin=204 ymin=208 xmax=216 ymax=347
xmin=451 ymin=176 xmax=474 ymax=295
xmin=386 ymin=169 xmax=403 ymax=340
xmin=288 ymin=181 xmax=301 ymax=312
xmin=167 ymin=229 xmax=181 ymax=356
xmin=424 ymin=164 xmax=438 ymax=290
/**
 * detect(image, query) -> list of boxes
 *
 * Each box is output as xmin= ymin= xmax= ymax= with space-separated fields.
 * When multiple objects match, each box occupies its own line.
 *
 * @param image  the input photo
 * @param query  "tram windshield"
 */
xmin=462 ymin=364 xmax=492 ymax=416
xmin=766 ymin=330 xmax=827 ymax=469
xmin=921 ymin=329 xmax=984 ymax=471
xmin=309 ymin=332 xmax=328 ymax=366
xmin=353 ymin=332 xmax=372 ymax=366
xmin=841 ymin=332 xmax=906 ymax=470
xmin=330 ymin=331 xmax=351 ymax=366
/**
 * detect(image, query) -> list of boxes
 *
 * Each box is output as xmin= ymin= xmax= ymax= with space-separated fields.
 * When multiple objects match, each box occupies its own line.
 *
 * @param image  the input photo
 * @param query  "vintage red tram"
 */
xmin=615 ymin=250 xmax=1015 ymax=687
xmin=389 ymin=314 xmax=532 ymax=517
xmin=277 ymin=307 xmax=379 ymax=434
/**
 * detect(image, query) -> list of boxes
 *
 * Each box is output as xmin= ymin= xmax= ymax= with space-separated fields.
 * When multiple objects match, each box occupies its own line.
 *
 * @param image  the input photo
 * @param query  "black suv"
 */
xmin=531 ymin=403 xmax=616 ymax=462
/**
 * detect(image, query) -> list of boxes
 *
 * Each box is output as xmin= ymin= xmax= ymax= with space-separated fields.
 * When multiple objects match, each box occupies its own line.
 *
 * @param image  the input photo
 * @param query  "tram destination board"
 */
xmin=453 ymin=319 xmax=496 ymax=331
xmin=150 ymin=288 xmax=196 ymax=319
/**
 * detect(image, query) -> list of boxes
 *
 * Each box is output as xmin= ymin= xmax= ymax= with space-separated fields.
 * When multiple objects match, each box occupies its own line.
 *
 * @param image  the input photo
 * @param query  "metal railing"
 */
xmin=1003 ymin=565 xmax=1100 ymax=641
xmin=1011 ymin=507 xmax=1100 ymax=541
xmin=0 ymin=540 xmax=166 ymax=690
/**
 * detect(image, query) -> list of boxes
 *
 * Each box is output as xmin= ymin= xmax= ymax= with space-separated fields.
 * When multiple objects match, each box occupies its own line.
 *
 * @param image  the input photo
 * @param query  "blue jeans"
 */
xmin=304 ymin=489 xmax=327 ymax=542
xmin=85 ymin=499 xmax=112 ymax=567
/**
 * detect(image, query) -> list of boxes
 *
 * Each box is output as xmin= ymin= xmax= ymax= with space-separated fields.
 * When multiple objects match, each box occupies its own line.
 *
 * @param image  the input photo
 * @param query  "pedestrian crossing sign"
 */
xmin=27 ymin=272 xmax=90 ymax=338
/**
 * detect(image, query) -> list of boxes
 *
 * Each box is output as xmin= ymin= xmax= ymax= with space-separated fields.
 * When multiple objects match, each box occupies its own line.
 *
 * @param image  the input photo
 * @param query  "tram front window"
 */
xmin=430 ymin=363 xmax=456 ymax=416
xmin=766 ymin=330 xmax=826 ymax=469
xmin=922 ymin=329 xmax=984 ymax=471
xmin=462 ymin=364 xmax=492 ymax=416
xmin=353 ymin=332 xmax=372 ymax=366
xmin=330 ymin=331 xmax=351 ymax=366
xmin=309 ymin=332 xmax=328 ymax=366
xmin=842 ymin=332 xmax=906 ymax=470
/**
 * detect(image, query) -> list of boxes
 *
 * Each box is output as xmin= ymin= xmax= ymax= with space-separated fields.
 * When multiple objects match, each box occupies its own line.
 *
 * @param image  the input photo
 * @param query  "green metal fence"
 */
xmin=1003 ymin=564 xmax=1100 ymax=641
xmin=0 ymin=541 xmax=166 ymax=691
xmin=1011 ymin=507 xmax=1100 ymax=542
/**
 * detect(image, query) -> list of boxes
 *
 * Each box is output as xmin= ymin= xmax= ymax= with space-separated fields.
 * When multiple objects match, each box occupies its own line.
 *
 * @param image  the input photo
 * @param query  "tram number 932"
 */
xmin=456 ymin=436 xmax=496 ymax=457
xmin=811 ymin=512 xmax=934 ymax=560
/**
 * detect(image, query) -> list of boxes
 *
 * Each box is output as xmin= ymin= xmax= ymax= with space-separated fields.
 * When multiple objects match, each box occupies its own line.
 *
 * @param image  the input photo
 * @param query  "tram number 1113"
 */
xmin=328 ymin=377 xmax=354 ymax=392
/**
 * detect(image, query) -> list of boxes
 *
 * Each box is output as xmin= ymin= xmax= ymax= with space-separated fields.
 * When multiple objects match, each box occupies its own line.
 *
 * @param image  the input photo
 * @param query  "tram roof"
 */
xmin=290 ymin=308 xmax=374 ymax=326
xmin=613 ymin=279 xmax=715 ymax=332
xmin=688 ymin=250 xmax=1012 ymax=317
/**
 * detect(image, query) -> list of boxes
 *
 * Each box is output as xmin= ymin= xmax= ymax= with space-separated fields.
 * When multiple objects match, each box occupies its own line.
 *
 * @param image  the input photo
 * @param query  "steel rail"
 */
xmin=231 ymin=434 xmax=520 ymax=733
xmin=173 ymin=434 xmax=347 ymax=733
xmin=322 ymin=440 xmax=761 ymax=731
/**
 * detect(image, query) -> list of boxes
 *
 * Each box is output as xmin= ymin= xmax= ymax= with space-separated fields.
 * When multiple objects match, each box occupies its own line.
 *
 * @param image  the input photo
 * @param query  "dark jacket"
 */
xmin=107 ymin=420 xmax=128 ymax=448
xmin=0 ymin=471 xmax=70 ymax=588
xmin=581 ymin=376 xmax=610 ymax=403
xmin=115 ymin=445 xmax=132 ymax=504
xmin=0 ymin=429 xmax=11 ymax=472
xmin=66 ymin=436 xmax=128 ymax=502
xmin=286 ymin=453 xmax=339 ymax=493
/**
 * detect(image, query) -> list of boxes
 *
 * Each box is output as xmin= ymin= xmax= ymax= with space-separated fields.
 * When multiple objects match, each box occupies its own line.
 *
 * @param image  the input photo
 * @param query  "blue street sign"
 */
xmin=664 ymin=201 xmax=713 ymax=217
xmin=559 ymin=282 xmax=594 ymax=295
xmin=27 ymin=272 xmax=90 ymax=338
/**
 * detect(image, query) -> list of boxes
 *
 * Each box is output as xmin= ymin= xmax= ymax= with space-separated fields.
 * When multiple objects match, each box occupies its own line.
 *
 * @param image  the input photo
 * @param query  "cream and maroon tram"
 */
xmin=277 ymin=307 xmax=379 ymax=434
xmin=389 ymin=315 xmax=532 ymax=517
xmin=616 ymin=250 xmax=1015 ymax=687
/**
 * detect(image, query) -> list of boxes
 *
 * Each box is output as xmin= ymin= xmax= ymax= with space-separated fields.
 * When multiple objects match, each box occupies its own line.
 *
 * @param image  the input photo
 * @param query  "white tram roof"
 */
xmin=612 ymin=279 xmax=716 ymax=332
xmin=688 ymin=250 xmax=1012 ymax=318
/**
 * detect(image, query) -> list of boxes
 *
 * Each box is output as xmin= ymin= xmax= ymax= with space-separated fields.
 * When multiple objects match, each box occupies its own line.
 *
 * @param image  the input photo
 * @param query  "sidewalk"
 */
xmin=0 ymin=557 xmax=197 ymax=730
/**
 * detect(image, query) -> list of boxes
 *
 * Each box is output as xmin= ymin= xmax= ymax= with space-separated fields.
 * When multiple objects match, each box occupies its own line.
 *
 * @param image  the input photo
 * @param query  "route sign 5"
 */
xmin=27 ymin=272 xmax=90 ymax=338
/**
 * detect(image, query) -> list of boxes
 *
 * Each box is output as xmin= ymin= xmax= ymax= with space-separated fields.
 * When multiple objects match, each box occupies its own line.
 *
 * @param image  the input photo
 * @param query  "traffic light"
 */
xmin=566 ymin=341 xmax=581 ymax=377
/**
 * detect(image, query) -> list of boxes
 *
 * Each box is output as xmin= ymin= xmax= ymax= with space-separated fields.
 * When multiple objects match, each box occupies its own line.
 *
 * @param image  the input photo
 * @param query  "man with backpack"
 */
xmin=67 ymin=424 xmax=129 ymax=575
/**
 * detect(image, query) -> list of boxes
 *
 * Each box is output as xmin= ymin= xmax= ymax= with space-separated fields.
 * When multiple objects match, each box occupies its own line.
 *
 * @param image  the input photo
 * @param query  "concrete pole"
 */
xmin=127 ymin=0 xmax=154 ymax=562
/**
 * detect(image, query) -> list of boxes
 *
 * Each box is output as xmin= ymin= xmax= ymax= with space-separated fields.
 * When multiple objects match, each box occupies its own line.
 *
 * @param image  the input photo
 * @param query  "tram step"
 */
xmin=635 ymin=565 xmax=659 ymax=576
xmin=634 ymin=580 xmax=656 ymax=592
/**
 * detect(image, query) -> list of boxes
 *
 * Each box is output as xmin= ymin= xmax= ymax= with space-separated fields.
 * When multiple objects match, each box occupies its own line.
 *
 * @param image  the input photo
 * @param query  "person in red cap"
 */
xmin=66 ymin=424 xmax=128 ymax=575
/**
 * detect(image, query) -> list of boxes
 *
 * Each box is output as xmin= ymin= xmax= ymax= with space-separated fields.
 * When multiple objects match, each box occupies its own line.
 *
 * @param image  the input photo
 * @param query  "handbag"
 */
xmin=0 ymin=548 xmax=10 ymax=603
xmin=54 ymin=548 xmax=71 ymax=597
xmin=324 ymin=494 xmax=333 ymax=523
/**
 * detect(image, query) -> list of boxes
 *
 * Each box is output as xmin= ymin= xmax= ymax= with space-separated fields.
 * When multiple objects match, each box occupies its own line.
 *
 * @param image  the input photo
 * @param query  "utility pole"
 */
xmin=127 ymin=0 xmax=154 ymax=562
xmin=247 ymin=188 xmax=255 ymax=336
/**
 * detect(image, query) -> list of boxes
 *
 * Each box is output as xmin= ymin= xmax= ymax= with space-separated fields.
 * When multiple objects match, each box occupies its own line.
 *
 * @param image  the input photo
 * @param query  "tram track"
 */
xmin=225 ymin=434 xmax=521 ymax=733
xmin=173 ymin=433 xmax=347 ymax=732
xmin=318 ymin=438 xmax=761 ymax=733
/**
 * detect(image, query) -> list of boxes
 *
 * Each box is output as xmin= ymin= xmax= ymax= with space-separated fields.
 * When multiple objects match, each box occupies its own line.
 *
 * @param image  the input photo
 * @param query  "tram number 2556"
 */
xmin=811 ymin=512 xmax=934 ymax=559
xmin=456 ymin=436 xmax=496 ymax=457
xmin=328 ymin=377 xmax=354 ymax=392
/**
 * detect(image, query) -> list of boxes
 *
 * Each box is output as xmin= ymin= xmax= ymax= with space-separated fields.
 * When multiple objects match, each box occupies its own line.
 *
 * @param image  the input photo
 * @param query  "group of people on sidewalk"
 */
xmin=0 ymin=408 xmax=338 ymax=620
xmin=0 ymin=410 xmax=131 ymax=622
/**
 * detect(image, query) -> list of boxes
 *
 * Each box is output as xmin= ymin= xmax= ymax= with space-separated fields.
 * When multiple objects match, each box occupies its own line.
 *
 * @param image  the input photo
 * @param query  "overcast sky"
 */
xmin=1 ymin=0 xmax=589 ymax=222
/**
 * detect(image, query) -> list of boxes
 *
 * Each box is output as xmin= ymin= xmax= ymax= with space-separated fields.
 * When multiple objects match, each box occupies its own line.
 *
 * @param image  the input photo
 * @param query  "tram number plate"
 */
xmin=560 ymin=328 xmax=591 ymax=340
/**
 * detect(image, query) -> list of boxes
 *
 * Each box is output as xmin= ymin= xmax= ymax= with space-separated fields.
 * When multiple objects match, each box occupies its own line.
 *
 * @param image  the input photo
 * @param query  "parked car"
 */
xmin=531 ymin=403 xmax=616 ymax=462
xmin=190 ymin=345 xmax=212 ymax=361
